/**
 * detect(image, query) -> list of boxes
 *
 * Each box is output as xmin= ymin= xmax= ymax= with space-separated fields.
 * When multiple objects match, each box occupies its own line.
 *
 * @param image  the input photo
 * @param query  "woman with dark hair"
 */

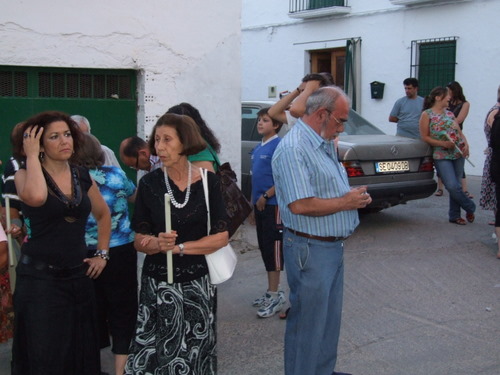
xmin=166 ymin=102 xmax=221 ymax=172
xmin=12 ymin=111 xmax=111 ymax=374
xmin=75 ymin=133 xmax=137 ymax=375
xmin=125 ymin=113 xmax=229 ymax=374
xmin=446 ymin=81 xmax=473 ymax=197
xmin=419 ymin=87 xmax=476 ymax=225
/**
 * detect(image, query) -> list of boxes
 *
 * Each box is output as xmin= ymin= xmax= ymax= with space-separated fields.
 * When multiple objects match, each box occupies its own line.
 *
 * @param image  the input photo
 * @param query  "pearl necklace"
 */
xmin=164 ymin=162 xmax=192 ymax=209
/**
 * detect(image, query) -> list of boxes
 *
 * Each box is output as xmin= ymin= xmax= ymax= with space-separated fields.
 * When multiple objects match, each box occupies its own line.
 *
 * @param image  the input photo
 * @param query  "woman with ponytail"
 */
xmin=419 ymin=86 xmax=476 ymax=225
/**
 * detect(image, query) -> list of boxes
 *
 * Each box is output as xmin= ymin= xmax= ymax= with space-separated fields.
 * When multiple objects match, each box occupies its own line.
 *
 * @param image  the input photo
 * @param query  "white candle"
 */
xmin=164 ymin=193 xmax=173 ymax=284
xmin=5 ymin=197 xmax=14 ymax=267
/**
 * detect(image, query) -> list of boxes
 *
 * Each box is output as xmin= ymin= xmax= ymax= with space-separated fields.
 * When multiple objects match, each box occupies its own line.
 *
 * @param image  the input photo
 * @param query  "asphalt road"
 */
xmin=1 ymin=176 xmax=499 ymax=375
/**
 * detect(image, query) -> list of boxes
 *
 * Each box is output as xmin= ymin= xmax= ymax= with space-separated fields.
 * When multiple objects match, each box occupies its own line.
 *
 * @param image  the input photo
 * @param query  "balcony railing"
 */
xmin=289 ymin=0 xmax=351 ymax=19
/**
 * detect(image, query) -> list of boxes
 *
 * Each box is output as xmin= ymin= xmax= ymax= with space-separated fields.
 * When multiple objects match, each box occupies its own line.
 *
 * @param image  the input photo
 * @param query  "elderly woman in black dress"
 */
xmin=125 ymin=113 xmax=229 ymax=374
xmin=12 ymin=111 xmax=111 ymax=374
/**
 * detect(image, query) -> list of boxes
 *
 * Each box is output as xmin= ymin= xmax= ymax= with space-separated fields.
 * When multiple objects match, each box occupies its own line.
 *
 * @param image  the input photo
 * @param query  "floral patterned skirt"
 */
xmin=0 ymin=266 xmax=14 ymax=343
xmin=480 ymin=149 xmax=497 ymax=211
xmin=125 ymin=274 xmax=217 ymax=375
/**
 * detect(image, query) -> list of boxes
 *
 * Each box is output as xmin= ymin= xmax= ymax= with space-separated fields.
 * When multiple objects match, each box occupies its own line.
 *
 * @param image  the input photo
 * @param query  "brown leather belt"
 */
xmin=288 ymin=228 xmax=347 ymax=242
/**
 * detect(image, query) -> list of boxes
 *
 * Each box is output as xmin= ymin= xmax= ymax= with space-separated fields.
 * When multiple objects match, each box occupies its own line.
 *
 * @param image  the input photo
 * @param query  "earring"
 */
xmin=39 ymin=152 xmax=45 ymax=162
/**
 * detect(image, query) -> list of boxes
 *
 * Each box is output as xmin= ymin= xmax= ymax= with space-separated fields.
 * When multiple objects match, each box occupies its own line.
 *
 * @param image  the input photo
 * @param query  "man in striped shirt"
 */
xmin=272 ymin=86 xmax=372 ymax=375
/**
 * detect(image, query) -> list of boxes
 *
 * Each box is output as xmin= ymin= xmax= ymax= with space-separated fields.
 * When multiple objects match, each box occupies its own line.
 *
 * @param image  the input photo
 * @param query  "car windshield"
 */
xmin=341 ymin=109 xmax=385 ymax=136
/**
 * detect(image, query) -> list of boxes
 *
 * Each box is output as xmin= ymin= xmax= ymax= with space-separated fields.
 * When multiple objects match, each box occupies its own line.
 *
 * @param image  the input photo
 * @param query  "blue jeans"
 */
xmin=434 ymin=158 xmax=476 ymax=221
xmin=283 ymin=229 xmax=344 ymax=375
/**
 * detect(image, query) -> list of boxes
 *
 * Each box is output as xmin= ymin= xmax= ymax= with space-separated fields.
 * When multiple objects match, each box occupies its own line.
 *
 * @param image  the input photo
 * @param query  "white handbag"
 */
xmin=201 ymin=168 xmax=237 ymax=284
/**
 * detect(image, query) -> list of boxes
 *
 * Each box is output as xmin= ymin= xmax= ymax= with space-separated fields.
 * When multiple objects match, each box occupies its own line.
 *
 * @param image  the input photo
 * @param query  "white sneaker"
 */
xmin=252 ymin=293 xmax=269 ymax=307
xmin=257 ymin=291 xmax=286 ymax=318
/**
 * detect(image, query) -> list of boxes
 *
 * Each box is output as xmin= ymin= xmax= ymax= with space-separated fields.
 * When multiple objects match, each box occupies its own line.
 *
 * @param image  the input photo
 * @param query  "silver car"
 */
xmin=241 ymin=101 xmax=437 ymax=211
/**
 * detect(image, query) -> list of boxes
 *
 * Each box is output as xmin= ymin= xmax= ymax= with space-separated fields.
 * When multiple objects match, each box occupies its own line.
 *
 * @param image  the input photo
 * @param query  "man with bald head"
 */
xmin=272 ymin=86 xmax=371 ymax=375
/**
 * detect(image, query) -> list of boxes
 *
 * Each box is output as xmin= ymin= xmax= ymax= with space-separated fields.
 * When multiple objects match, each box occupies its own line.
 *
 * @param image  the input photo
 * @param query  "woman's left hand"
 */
xmin=84 ymin=256 xmax=107 ymax=279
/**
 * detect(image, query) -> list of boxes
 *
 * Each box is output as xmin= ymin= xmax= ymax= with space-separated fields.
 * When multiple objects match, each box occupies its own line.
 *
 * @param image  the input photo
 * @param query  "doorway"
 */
xmin=310 ymin=48 xmax=346 ymax=90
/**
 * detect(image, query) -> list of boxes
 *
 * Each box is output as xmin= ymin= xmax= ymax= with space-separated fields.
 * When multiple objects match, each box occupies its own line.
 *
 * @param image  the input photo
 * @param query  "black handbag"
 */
xmin=216 ymin=162 xmax=252 ymax=238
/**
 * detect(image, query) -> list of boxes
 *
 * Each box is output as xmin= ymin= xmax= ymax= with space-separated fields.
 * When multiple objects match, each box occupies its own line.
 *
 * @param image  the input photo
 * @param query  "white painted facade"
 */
xmin=0 ymin=0 xmax=242 ymax=170
xmin=242 ymin=0 xmax=500 ymax=176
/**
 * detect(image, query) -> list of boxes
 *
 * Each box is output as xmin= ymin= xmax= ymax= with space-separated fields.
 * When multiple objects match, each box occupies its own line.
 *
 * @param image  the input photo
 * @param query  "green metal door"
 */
xmin=0 ymin=66 xmax=137 ymax=180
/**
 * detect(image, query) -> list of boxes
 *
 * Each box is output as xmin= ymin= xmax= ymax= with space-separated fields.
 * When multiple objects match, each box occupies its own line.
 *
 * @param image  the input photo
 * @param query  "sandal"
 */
xmin=464 ymin=191 xmax=474 ymax=199
xmin=466 ymin=212 xmax=475 ymax=223
xmin=449 ymin=218 xmax=467 ymax=225
xmin=434 ymin=189 xmax=443 ymax=197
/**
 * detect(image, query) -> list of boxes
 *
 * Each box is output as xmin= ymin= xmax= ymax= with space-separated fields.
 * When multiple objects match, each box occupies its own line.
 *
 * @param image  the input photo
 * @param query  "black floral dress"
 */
xmin=480 ymin=105 xmax=499 ymax=211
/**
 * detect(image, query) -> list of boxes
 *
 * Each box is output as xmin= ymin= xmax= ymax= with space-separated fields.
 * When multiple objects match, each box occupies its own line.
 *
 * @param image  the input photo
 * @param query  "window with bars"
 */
xmin=0 ymin=67 xmax=135 ymax=99
xmin=410 ymin=37 xmax=457 ymax=96
xmin=290 ymin=0 xmax=346 ymax=13
xmin=0 ymin=71 xmax=28 ymax=97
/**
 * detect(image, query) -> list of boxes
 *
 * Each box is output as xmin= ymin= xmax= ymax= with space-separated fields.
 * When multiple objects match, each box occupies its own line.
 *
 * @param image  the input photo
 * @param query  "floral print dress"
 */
xmin=480 ymin=105 xmax=499 ymax=211
xmin=0 ymin=224 xmax=14 ymax=343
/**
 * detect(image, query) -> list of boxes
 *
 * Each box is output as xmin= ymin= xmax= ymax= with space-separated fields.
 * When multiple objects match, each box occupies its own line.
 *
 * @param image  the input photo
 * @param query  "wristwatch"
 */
xmin=178 ymin=243 xmax=185 ymax=257
xmin=94 ymin=249 xmax=110 ymax=261
xmin=263 ymin=192 xmax=269 ymax=200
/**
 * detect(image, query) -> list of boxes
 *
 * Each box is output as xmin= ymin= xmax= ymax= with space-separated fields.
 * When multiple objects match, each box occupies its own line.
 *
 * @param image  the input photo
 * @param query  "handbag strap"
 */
xmin=200 ymin=168 xmax=210 ymax=235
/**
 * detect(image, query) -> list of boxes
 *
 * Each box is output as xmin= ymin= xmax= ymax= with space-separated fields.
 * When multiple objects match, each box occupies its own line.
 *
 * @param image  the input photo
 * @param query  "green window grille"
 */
xmin=0 ymin=70 xmax=28 ymax=97
xmin=309 ymin=0 xmax=345 ymax=10
xmin=290 ymin=0 xmax=346 ymax=13
xmin=0 ymin=66 xmax=135 ymax=100
xmin=410 ymin=37 xmax=457 ymax=96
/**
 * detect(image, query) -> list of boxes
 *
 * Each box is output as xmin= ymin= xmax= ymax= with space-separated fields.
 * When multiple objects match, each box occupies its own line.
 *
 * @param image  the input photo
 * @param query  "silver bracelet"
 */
xmin=178 ymin=243 xmax=185 ymax=257
xmin=94 ymin=249 xmax=110 ymax=261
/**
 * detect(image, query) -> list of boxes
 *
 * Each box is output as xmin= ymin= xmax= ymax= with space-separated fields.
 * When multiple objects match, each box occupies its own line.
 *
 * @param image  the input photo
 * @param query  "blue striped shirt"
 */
xmin=271 ymin=119 xmax=359 ymax=237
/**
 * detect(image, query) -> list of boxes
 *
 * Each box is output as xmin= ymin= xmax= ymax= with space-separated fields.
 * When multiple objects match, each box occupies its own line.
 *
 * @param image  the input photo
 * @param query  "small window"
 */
xmin=410 ymin=37 xmax=458 ymax=96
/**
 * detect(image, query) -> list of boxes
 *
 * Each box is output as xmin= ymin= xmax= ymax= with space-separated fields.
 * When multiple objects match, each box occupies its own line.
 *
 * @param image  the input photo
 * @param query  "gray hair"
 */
xmin=70 ymin=115 xmax=91 ymax=132
xmin=305 ymin=86 xmax=350 ymax=115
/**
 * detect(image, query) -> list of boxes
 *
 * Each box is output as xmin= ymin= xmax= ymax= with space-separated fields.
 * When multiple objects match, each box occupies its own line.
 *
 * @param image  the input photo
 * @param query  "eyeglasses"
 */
xmin=325 ymin=109 xmax=348 ymax=124
xmin=332 ymin=115 xmax=348 ymax=125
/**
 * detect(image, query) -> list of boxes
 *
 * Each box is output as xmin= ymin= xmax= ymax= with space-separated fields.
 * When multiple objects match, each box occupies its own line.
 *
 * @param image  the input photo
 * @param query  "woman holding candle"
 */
xmin=11 ymin=111 xmax=111 ymax=374
xmin=125 ymin=113 xmax=229 ymax=375
xmin=419 ymin=86 xmax=476 ymax=225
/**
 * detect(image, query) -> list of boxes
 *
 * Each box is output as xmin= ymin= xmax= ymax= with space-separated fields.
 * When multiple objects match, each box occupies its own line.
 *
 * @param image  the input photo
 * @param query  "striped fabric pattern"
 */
xmin=272 ymin=119 xmax=359 ymax=238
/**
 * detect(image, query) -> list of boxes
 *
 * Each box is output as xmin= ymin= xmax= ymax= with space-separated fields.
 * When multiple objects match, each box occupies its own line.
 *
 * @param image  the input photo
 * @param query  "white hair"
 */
xmin=70 ymin=115 xmax=91 ymax=132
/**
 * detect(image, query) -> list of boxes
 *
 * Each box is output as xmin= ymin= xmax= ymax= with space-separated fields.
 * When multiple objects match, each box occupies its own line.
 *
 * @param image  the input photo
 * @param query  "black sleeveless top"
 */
xmin=20 ymin=165 xmax=92 ymax=269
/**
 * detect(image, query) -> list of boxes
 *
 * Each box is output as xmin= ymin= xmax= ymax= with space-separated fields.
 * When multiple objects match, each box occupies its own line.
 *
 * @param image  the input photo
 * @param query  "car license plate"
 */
xmin=375 ymin=160 xmax=410 ymax=173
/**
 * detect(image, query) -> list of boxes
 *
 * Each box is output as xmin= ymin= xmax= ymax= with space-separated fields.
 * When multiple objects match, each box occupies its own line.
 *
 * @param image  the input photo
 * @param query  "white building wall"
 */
xmin=242 ymin=0 xmax=500 ymax=176
xmin=0 ymin=0 xmax=242 ymax=170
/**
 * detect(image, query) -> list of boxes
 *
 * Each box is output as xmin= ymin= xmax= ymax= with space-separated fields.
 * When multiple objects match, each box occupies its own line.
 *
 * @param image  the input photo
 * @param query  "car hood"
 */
xmin=338 ymin=135 xmax=433 ymax=160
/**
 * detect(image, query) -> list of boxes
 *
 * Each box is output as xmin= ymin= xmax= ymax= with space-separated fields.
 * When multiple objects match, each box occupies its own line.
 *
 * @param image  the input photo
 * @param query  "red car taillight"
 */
xmin=342 ymin=161 xmax=365 ymax=177
xmin=419 ymin=156 xmax=434 ymax=172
